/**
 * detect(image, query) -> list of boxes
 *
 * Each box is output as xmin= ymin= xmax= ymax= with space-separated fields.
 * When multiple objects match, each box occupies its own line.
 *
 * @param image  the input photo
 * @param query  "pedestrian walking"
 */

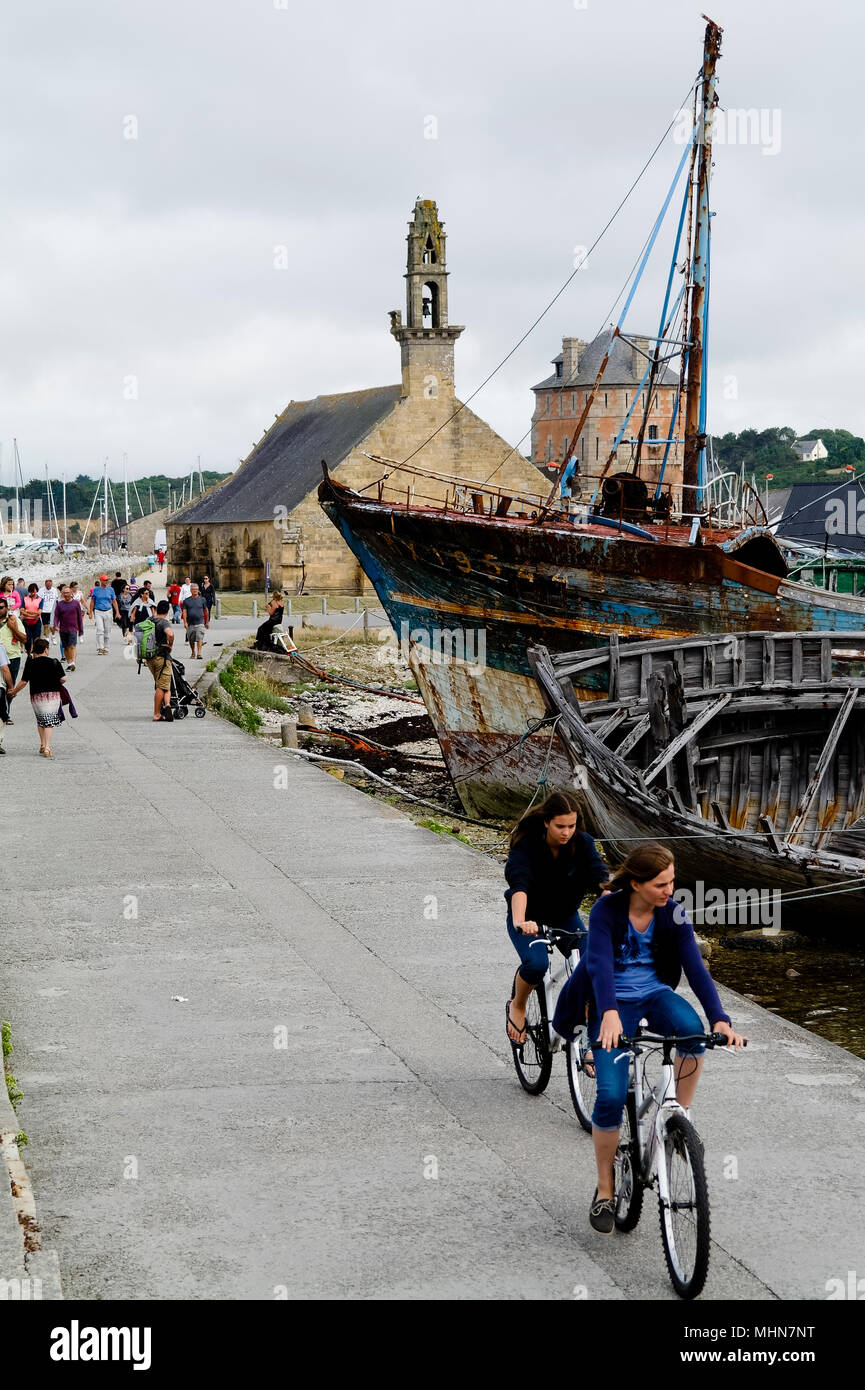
xmin=54 ymin=585 xmax=85 ymax=671
xmin=38 ymin=578 xmax=59 ymax=640
xmin=1 ymin=576 xmax=21 ymax=612
xmin=178 ymin=576 xmax=192 ymax=605
xmin=130 ymin=587 xmax=156 ymax=628
xmin=88 ymin=574 xmax=120 ymax=654
xmin=110 ymin=571 xmax=126 ymax=600
xmin=14 ymin=578 xmax=27 ymax=607
xmin=200 ymin=575 xmax=216 ymax=620
xmin=20 ymin=584 xmax=44 ymax=654
xmin=117 ymin=584 xmax=134 ymax=643
xmin=168 ymin=581 xmax=182 ymax=621
xmin=140 ymin=599 xmax=175 ymax=722
xmin=10 ymin=636 xmax=68 ymax=758
xmin=0 ymin=644 xmax=14 ymax=752
xmin=181 ymin=583 xmax=209 ymax=659
xmin=156 ymin=548 xmax=165 ymax=572
xmin=0 ymin=594 xmax=27 ymax=691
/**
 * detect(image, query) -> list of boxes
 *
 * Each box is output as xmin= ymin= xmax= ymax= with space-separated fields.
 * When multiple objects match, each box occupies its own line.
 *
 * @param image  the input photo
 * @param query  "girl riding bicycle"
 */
xmin=504 ymin=790 xmax=608 ymax=1047
xmin=552 ymin=842 xmax=746 ymax=1234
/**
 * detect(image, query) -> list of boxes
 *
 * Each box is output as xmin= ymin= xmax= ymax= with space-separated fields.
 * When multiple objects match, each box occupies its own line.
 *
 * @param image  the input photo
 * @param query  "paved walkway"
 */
xmin=2 ymin=617 xmax=865 ymax=1300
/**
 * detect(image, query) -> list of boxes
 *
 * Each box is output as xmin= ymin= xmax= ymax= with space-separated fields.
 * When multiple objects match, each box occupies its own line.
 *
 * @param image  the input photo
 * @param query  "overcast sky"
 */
xmin=1 ymin=0 xmax=863 ymax=483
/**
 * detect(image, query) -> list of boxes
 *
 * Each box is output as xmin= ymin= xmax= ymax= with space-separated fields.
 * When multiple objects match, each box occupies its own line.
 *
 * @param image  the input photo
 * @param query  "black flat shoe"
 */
xmin=589 ymin=1189 xmax=615 ymax=1234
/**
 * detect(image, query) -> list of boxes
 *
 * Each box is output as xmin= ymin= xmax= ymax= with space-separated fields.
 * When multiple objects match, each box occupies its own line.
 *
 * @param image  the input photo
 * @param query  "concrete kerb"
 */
xmin=195 ymin=636 xmax=247 ymax=702
xmin=0 ymin=1022 xmax=62 ymax=1299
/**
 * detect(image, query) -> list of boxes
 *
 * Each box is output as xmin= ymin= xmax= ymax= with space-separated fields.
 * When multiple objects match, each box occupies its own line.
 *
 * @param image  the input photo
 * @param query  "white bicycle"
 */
xmin=609 ymin=1028 xmax=739 ymax=1299
xmin=509 ymin=924 xmax=597 ymax=1130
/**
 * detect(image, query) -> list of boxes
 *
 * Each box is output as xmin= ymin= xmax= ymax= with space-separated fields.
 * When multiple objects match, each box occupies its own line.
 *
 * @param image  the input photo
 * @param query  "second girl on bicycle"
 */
xmin=552 ymin=842 xmax=747 ymax=1233
xmin=504 ymin=790 xmax=608 ymax=1046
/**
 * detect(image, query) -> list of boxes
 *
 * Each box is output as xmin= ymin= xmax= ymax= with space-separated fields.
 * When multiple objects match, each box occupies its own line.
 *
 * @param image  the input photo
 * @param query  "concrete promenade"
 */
xmin=2 ymin=617 xmax=864 ymax=1300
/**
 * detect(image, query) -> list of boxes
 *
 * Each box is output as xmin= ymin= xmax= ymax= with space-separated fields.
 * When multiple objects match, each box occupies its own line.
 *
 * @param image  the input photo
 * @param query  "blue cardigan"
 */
xmin=552 ymin=889 xmax=730 ymax=1040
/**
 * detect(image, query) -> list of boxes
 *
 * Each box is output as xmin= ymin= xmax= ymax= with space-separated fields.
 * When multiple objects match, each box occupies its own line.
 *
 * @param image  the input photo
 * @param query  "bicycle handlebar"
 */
xmin=591 ymin=1031 xmax=742 ymax=1050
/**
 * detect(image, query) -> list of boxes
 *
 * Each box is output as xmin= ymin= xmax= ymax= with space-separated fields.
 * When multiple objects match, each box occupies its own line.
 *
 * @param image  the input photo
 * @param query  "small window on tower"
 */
xmin=422 ymin=234 xmax=437 ymax=265
xmin=649 ymin=425 xmax=658 ymax=441
xmin=545 ymin=436 xmax=554 ymax=462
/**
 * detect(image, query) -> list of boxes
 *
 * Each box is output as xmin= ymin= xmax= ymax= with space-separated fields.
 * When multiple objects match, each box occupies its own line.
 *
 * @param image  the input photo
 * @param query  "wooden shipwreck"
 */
xmin=528 ymin=631 xmax=865 ymax=932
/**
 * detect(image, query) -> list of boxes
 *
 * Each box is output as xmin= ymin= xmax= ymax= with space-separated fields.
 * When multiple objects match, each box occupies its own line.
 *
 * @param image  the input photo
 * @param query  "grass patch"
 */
xmin=205 ymin=659 xmax=217 ymax=672
xmin=2 ymin=1020 xmax=23 ymax=1113
xmin=418 ymin=818 xmax=471 ymax=845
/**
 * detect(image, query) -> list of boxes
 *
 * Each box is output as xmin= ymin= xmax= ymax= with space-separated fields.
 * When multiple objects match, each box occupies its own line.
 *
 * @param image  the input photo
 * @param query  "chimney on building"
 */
xmin=631 ymin=335 xmax=651 ymax=376
xmin=561 ymin=337 xmax=586 ymax=382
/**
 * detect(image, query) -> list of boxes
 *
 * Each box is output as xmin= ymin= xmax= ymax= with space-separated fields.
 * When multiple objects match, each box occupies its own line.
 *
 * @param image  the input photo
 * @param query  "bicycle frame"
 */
xmin=624 ymin=1043 xmax=684 ymax=1199
xmin=539 ymin=929 xmax=582 ymax=1047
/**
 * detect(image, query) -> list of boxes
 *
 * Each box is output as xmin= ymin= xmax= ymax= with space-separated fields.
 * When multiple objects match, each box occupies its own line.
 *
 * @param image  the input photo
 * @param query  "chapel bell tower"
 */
xmin=389 ymin=198 xmax=464 ymax=401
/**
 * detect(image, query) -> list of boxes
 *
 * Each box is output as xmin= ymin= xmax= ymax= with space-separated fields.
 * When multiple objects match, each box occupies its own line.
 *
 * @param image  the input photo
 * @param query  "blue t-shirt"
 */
xmin=91 ymin=585 xmax=115 ymax=611
xmin=613 ymin=916 xmax=662 ymax=1001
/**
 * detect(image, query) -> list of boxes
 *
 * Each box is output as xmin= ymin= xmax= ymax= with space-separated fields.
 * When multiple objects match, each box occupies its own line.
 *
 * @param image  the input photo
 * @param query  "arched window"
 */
xmin=421 ymin=281 xmax=439 ymax=327
xmin=545 ymin=436 xmax=554 ymax=462
xmin=562 ymin=436 xmax=570 ymax=460
xmin=422 ymin=234 xmax=437 ymax=265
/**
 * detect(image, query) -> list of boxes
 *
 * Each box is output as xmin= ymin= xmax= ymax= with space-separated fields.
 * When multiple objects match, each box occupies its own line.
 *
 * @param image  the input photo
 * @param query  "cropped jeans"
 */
xmin=507 ymin=907 xmax=587 ymax=987
xmin=588 ymin=986 xmax=705 ymax=1131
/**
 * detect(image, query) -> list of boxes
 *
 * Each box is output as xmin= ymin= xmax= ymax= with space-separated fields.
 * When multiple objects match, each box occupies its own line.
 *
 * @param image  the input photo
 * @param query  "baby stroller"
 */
xmin=169 ymin=657 xmax=206 ymax=719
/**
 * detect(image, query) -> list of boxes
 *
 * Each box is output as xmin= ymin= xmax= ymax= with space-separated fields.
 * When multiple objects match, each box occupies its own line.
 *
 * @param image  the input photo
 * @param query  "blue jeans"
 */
xmin=588 ymin=987 xmax=705 ymax=1131
xmin=507 ymin=908 xmax=587 ymax=987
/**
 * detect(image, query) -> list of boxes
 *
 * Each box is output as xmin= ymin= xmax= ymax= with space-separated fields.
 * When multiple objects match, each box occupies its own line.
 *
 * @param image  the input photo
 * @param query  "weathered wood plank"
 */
xmin=592 ymin=706 xmax=630 ymax=744
xmin=615 ymin=712 xmax=651 ymax=759
xmin=784 ymin=686 xmax=859 ymax=844
xmin=643 ymin=693 xmax=733 ymax=787
xmin=759 ymin=814 xmax=784 ymax=854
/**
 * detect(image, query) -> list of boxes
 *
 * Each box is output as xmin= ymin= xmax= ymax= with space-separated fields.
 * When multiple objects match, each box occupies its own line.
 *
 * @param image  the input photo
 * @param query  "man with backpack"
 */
xmin=137 ymin=599 xmax=175 ymax=721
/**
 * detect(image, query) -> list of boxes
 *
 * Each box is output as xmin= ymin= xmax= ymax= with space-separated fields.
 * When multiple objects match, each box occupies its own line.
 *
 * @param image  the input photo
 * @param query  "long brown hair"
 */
xmin=606 ymin=842 xmax=673 ymax=895
xmin=510 ymin=790 xmax=583 ymax=849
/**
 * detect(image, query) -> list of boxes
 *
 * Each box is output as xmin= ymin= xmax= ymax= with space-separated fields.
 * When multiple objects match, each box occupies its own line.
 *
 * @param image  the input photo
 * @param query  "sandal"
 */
xmin=506 ymin=1000 xmax=527 ymax=1046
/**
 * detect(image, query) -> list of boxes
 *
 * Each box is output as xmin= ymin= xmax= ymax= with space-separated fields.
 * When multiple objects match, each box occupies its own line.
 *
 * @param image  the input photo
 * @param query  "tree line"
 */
xmin=713 ymin=428 xmax=865 ymax=486
xmin=0 ymin=471 xmax=231 ymax=517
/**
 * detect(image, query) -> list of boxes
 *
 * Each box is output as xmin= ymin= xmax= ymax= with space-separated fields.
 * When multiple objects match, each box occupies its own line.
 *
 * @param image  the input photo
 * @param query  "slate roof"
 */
xmin=532 ymin=329 xmax=679 ymax=392
xmin=774 ymin=482 xmax=865 ymax=554
xmin=172 ymin=385 xmax=403 ymax=525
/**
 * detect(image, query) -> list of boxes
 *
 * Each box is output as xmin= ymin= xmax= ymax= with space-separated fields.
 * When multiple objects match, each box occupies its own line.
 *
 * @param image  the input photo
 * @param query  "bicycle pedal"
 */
xmin=549 ymin=1031 xmax=565 ymax=1053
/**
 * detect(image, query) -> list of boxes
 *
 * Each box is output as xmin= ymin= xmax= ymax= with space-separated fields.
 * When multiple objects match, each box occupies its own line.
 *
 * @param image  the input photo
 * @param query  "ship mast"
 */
xmin=681 ymin=16 xmax=722 ymax=522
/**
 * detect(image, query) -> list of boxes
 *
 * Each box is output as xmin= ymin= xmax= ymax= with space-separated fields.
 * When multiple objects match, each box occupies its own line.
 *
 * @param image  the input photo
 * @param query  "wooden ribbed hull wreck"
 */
xmin=529 ymin=631 xmax=865 ymax=932
xmin=319 ymin=470 xmax=865 ymax=816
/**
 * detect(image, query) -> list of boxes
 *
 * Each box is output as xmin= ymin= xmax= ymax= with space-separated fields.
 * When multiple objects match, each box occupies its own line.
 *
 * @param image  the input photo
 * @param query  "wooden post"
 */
xmin=363 ymin=607 xmax=369 ymax=638
xmin=252 ymin=600 xmax=258 ymax=618
xmin=321 ymin=597 xmax=327 ymax=615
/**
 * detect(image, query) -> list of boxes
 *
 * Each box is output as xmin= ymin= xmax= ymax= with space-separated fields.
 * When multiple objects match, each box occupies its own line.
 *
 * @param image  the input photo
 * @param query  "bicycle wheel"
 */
xmin=566 ymin=1027 xmax=596 ymax=1133
xmin=658 ymin=1112 xmax=711 ymax=1299
xmin=512 ymin=985 xmax=552 ymax=1095
xmin=614 ymin=1091 xmax=644 ymax=1232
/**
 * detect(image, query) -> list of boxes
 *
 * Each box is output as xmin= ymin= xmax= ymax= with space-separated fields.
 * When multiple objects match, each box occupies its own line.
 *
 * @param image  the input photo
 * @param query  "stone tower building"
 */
xmin=531 ymin=330 xmax=684 ymax=508
xmin=167 ymin=199 xmax=547 ymax=592
xmin=389 ymin=199 xmax=464 ymax=401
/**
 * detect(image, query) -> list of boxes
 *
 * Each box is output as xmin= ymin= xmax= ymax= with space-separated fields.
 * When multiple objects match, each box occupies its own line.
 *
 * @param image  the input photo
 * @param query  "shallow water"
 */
xmin=706 ymin=936 xmax=865 ymax=1058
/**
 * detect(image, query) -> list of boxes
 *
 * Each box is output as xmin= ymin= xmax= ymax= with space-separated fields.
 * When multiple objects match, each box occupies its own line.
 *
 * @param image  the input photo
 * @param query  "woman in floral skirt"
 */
xmin=10 ymin=636 xmax=67 ymax=758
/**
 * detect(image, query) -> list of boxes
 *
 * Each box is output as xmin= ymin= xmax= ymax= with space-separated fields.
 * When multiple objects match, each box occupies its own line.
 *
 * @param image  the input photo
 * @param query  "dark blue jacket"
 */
xmin=552 ymin=889 xmax=730 ymax=1040
xmin=504 ymin=828 xmax=607 ymax=925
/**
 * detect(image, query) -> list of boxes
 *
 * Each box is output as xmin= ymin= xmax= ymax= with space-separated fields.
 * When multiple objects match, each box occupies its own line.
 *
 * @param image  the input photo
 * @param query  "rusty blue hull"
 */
xmin=320 ymin=474 xmax=865 ymax=816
